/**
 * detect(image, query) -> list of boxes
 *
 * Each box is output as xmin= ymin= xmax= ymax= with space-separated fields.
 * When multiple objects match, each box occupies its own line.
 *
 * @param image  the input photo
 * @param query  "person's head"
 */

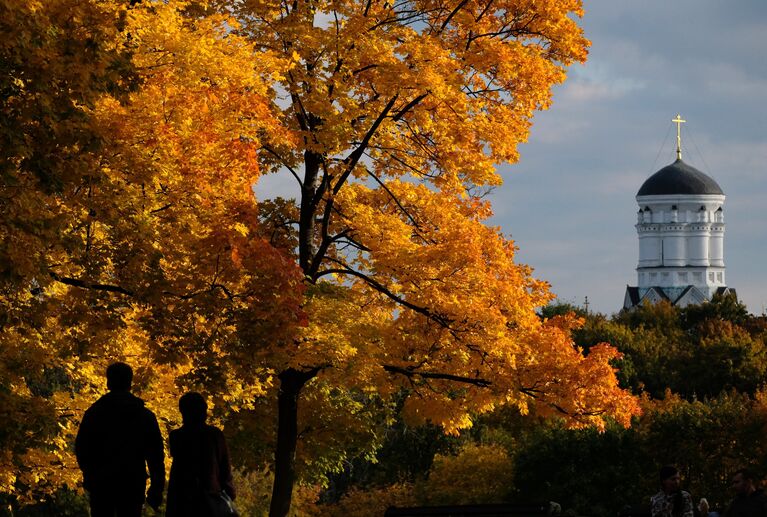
xmin=179 ymin=392 xmax=207 ymax=426
xmin=660 ymin=465 xmax=681 ymax=493
xmin=731 ymin=469 xmax=757 ymax=496
xmin=106 ymin=362 xmax=133 ymax=392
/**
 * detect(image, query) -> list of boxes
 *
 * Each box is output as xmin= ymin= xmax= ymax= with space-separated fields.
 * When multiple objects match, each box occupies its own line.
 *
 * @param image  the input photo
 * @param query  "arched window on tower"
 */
xmin=715 ymin=207 xmax=724 ymax=223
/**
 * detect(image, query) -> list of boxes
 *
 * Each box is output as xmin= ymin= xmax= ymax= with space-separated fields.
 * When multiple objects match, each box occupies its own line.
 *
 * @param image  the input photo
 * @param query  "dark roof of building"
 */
xmin=625 ymin=286 xmax=640 ymax=307
xmin=673 ymin=285 xmax=697 ymax=304
xmin=624 ymin=285 xmax=738 ymax=310
xmin=715 ymin=287 xmax=737 ymax=298
xmin=647 ymin=286 xmax=670 ymax=301
xmin=637 ymin=159 xmax=723 ymax=196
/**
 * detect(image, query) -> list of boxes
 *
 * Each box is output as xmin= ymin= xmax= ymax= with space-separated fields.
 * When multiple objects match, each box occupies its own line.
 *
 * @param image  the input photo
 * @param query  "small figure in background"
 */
xmin=698 ymin=497 xmax=710 ymax=517
xmin=724 ymin=469 xmax=767 ymax=517
xmin=651 ymin=466 xmax=694 ymax=517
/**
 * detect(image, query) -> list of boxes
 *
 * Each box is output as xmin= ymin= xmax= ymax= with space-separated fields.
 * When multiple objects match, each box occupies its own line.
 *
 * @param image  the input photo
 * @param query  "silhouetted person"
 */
xmin=75 ymin=362 xmax=165 ymax=516
xmin=166 ymin=392 xmax=236 ymax=517
xmin=725 ymin=469 xmax=767 ymax=517
xmin=652 ymin=465 xmax=694 ymax=517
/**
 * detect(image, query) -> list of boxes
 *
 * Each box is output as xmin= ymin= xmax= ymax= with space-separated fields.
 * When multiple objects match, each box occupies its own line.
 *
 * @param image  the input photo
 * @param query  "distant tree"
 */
xmin=512 ymin=420 xmax=651 ymax=517
xmin=421 ymin=444 xmax=515 ymax=506
xmin=641 ymin=391 xmax=767 ymax=509
xmin=574 ymin=299 xmax=767 ymax=399
xmin=539 ymin=302 xmax=589 ymax=320
xmin=681 ymin=293 xmax=750 ymax=331
xmin=575 ymin=310 xmax=687 ymax=397
xmin=615 ymin=301 xmax=682 ymax=332
xmin=511 ymin=391 xmax=767 ymax=517
xmin=682 ymin=320 xmax=767 ymax=397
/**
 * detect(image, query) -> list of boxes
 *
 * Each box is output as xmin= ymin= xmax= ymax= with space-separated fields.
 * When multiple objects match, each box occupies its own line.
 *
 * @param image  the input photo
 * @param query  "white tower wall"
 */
xmin=710 ymin=226 xmax=724 ymax=267
xmin=663 ymin=228 xmax=686 ymax=266
xmin=638 ymin=231 xmax=661 ymax=266
xmin=687 ymin=226 xmax=711 ymax=266
xmin=635 ymin=193 xmax=725 ymax=296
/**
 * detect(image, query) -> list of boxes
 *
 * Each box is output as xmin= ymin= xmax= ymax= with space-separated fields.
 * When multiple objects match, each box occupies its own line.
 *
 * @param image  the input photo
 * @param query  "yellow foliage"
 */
xmin=422 ymin=444 xmax=515 ymax=505
xmin=1 ymin=0 xmax=640 ymax=511
xmin=0 ymin=0 xmax=301 ymax=500
xmin=319 ymin=444 xmax=514 ymax=513
xmin=233 ymin=469 xmax=321 ymax=517
xmin=321 ymin=483 xmax=417 ymax=517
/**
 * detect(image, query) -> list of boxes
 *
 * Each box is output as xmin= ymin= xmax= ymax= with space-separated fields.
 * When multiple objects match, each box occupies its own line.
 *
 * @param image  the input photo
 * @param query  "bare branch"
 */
xmin=49 ymin=271 xmax=134 ymax=296
xmin=392 ymin=93 xmax=429 ymax=122
xmin=383 ymin=364 xmax=492 ymax=387
xmin=334 ymin=95 xmax=399 ymax=196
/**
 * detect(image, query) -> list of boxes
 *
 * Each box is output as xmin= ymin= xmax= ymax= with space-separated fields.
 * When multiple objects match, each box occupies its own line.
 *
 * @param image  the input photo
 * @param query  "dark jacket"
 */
xmin=75 ymin=390 xmax=165 ymax=503
xmin=726 ymin=489 xmax=767 ymax=517
xmin=166 ymin=424 xmax=235 ymax=517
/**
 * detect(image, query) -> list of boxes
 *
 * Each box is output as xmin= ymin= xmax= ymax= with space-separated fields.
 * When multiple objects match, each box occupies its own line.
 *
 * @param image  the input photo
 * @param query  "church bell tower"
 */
xmin=624 ymin=115 xmax=737 ymax=309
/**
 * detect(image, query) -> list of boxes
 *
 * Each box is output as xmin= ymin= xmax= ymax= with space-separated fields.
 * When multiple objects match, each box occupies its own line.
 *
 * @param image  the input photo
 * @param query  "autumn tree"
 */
xmin=1 ymin=0 xmax=132 ymax=495
xmin=2 ymin=1 xmax=640 ymax=514
xmin=1 ymin=0 xmax=303 ymax=501
xmin=205 ymin=1 xmax=641 ymax=515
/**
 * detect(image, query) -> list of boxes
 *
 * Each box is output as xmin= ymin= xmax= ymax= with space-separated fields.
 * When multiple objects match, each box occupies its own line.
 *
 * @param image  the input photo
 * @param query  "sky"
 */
xmin=257 ymin=1 xmax=767 ymax=316
xmin=488 ymin=0 xmax=767 ymax=315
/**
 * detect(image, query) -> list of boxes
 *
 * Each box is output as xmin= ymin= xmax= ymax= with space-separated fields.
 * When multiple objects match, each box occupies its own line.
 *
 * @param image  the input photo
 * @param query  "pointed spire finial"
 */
xmin=672 ymin=114 xmax=686 ymax=160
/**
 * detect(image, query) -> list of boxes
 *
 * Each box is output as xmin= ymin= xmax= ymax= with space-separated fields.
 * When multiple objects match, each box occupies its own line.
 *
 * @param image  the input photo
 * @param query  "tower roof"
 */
xmin=637 ymin=158 xmax=723 ymax=196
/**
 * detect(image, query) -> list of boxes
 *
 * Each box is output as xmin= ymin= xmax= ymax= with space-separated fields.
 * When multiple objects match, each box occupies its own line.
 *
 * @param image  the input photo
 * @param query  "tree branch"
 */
xmin=261 ymin=145 xmax=303 ymax=188
xmin=333 ymin=95 xmax=399 ymax=196
xmin=392 ymin=93 xmax=429 ymax=122
xmin=315 ymin=264 xmax=453 ymax=328
xmin=363 ymin=166 xmax=422 ymax=230
xmin=49 ymin=271 xmax=134 ymax=296
xmin=383 ymin=364 xmax=492 ymax=387
xmin=438 ymin=0 xmax=470 ymax=32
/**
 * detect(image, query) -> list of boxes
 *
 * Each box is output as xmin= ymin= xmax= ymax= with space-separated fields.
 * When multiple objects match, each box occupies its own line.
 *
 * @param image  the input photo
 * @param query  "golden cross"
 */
xmin=672 ymin=114 xmax=686 ymax=160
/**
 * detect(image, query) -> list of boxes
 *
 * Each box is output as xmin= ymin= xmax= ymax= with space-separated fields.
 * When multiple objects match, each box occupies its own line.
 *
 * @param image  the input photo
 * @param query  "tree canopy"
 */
xmin=0 ymin=1 xmax=641 ymax=514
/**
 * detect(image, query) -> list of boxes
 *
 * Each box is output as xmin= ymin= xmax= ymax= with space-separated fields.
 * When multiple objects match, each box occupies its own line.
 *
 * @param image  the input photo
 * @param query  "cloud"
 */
xmin=560 ymin=74 xmax=646 ymax=104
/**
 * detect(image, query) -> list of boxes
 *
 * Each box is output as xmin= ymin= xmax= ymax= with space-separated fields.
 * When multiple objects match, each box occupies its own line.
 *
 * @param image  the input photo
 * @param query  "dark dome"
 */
xmin=637 ymin=159 xmax=723 ymax=196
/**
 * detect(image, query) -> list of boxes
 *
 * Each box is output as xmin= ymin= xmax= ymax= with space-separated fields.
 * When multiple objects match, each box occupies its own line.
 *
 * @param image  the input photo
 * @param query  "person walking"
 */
xmin=166 ymin=392 xmax=236 ymax=517
xmin=651 ymin=465 xmax=694 ymax=517
xmin=75 ymin=362 xmax=165 ymax=516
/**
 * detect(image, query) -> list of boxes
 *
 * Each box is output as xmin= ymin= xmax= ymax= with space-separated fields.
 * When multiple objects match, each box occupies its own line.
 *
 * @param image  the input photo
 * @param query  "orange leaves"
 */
xmin=222 ymin=0 xmax=590 ymax=194
xmin=519 ymin=316 xmax=642 ymax=430
xmin=337 ymin=180 xmax=549 ymax=321
xmin=328 ymin=180 xmax=639 ymax=433
xmin=1 ymin=0 xmax=635 ymax=507
xmin=0 ymin=0 xmax=305 ymax=500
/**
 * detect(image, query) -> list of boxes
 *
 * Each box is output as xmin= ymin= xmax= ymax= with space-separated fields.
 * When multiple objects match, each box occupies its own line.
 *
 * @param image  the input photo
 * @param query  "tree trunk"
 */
xmin=269 ymin=368 xmax=313 ymax=517
xmin=298 ymin=150 xmax=321 ymax=273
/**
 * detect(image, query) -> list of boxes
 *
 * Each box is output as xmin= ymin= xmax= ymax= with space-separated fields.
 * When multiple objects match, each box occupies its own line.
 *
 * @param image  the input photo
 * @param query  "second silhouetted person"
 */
xmin=166 ymin=392 xmax=236 ymax=517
